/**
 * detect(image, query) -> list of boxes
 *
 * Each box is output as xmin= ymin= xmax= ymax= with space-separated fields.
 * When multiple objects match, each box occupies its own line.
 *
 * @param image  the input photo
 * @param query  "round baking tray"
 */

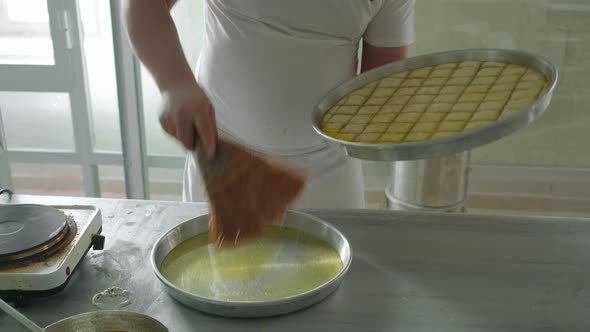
xmin=311 ymin=48 xmax=559 ymax=161
xmin=45 ymin=310 xmax=168 ymax=332
xmin=151 ymin=211 xmax=352 ymax=318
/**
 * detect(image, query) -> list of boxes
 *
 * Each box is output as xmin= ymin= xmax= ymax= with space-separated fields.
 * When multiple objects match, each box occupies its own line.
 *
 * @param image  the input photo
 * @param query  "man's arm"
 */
xmin=360 ymin=0 xmax=415 ymax=72
xmin=360 ymin=43 xmax=408 ymax=73
xmin=125 ymin=0 xmax=216 ymax=157
xmin=125 ymin=0 xmax=190 ymax=93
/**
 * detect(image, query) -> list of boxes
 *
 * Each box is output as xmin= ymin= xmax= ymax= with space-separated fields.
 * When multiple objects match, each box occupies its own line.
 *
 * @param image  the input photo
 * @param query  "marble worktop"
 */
xmin=1 ymin=195 xmax=590 ymax=331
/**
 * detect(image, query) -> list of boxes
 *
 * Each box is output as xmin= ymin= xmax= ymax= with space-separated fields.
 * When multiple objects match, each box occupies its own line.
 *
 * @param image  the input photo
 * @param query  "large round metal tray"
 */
xmin=311 ymin=48 xmax=559 ymax=161
xmin=151 ymin=210 xmax=352 ymax=318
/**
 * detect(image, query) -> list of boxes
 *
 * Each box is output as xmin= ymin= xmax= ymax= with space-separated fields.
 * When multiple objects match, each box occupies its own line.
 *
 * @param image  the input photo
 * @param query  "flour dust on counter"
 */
xmin=159 ymin=227 xmax=343 ymax=302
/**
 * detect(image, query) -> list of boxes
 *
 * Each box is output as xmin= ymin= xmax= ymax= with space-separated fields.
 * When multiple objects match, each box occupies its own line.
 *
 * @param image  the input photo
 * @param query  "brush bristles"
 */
xmin=201 ymin=140 xmax=305 ymax=246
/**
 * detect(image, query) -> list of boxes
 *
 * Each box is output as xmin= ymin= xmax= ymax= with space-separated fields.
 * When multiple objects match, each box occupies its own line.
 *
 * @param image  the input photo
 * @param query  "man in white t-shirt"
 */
xmin=126 ymin=0 xmax=415 ymax=209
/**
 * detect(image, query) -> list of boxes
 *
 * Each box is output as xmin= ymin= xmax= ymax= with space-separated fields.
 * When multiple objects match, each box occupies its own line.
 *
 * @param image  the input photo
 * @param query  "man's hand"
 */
xmin=159 ymin=80 xmax=217 ymax=159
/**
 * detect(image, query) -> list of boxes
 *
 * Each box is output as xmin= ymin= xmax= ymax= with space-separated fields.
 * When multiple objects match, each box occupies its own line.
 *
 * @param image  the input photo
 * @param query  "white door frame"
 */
xmin=0 ymin=106 xmax=12 ymax=190
xmin=109 ymin=0 xmax=148 ymax=199
xmin=0 ymin=0 xmax=100 ymax=196
xmin=0 ymin=0 xmax=187 ymax=199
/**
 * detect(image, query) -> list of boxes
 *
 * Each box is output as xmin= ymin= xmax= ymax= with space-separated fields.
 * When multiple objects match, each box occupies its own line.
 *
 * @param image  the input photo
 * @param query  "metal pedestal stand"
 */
xmin=386 ymin=151 xmax=470 ymax=212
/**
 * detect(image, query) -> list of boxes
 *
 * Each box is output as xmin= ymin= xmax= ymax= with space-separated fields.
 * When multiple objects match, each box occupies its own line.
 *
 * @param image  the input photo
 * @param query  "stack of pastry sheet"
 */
xmin=320 ymin=61 xmax=548 ymax=144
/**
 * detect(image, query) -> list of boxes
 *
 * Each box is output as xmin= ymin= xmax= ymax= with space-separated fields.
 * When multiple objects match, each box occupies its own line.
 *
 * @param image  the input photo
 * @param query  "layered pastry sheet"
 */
xmin=320 ymin=61 xmax=548 ymax=144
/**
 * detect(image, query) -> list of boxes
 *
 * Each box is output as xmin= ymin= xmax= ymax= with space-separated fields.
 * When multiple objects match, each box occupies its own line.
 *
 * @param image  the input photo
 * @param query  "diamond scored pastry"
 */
xmin=320 ymin=61 xmax=548 ymax=144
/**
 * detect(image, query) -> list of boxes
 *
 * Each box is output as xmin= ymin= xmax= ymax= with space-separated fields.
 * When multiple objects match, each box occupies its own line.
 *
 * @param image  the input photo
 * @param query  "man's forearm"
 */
xmin=125 ymin=0 xmax=195 ymax=91
xmin=360 ymin=42 xmax=408 ymax=73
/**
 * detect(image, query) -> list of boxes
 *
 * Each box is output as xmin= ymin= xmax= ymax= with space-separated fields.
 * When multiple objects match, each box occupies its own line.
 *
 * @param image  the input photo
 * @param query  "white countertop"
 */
xmin=1 ymin=195 xmax=590 ymax=331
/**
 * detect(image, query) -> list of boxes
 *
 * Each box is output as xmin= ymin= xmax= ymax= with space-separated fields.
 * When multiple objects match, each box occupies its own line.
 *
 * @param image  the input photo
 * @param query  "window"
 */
xmin=0 ymin=0 xmax=54 ymax=65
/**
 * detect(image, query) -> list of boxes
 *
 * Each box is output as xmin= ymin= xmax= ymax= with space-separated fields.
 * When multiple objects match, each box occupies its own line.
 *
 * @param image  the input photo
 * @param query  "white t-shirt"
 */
xmin=194 ymin=0 xmax=415 ymax=176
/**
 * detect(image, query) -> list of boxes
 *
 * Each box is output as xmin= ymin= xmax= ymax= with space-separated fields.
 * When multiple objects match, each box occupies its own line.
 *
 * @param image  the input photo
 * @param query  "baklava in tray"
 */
xmin=320 ymin=61 xmax=548 ymax=144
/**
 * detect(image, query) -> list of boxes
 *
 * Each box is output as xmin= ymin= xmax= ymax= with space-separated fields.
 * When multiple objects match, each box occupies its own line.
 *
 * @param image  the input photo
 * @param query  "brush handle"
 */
xmin=194 ymin=132 xmax=227 ymax=177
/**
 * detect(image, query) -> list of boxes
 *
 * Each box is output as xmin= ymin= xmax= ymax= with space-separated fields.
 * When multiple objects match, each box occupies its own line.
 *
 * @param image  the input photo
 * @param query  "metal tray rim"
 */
xmin=311 ymin=48 xmax=559 ymax=161
xmin=150 ymin=210 xmax=352 ymax=312
xmin=45 ymin=310 xmax=169 ymax=331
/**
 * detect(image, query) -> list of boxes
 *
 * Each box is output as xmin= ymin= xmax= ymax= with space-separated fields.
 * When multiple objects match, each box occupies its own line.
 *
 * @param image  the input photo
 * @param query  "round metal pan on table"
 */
xmin=45 ymin=310 xmax=168 ymax=332
xmin=151 ymin=211 xmax=351 ymax=318
xmin=311 ymin=48 xmax=559 ymax=162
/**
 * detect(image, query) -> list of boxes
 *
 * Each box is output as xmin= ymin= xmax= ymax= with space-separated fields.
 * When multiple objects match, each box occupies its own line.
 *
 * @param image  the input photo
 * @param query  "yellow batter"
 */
xmin=160 ymin=227 xmax=344 ymax=302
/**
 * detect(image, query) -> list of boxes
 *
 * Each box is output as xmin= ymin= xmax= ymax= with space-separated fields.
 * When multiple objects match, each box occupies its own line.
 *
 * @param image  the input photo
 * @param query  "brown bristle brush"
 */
xmin=195 ymin=138 xmax=306 ymax=246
